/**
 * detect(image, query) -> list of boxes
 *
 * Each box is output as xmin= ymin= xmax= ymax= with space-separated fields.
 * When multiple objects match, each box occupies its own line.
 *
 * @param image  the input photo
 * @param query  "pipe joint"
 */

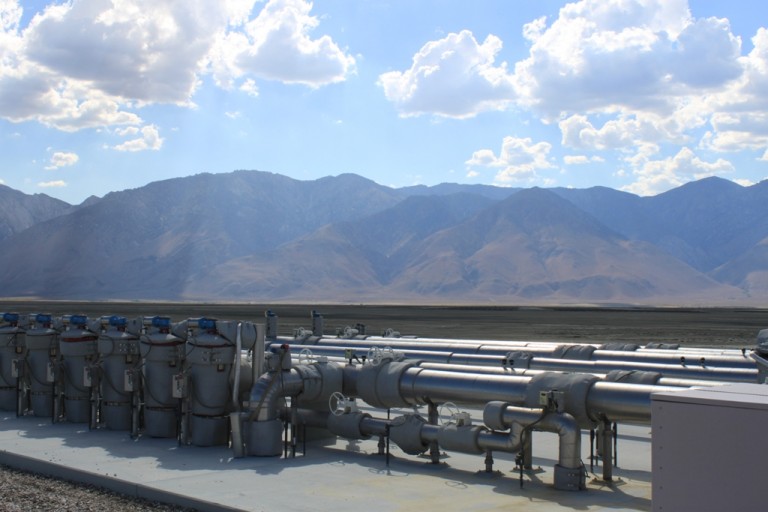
xmin=523 ymin=372 xmax=599 ymax=429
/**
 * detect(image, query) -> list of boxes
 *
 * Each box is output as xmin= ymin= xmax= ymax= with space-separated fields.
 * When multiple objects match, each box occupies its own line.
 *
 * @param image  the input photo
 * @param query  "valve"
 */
xmin=298 ymin=348 xmax=314 ymax=365
xmin=329 ymin=391 xmax=358 ymax=416
xmin=438 ymin=401 xmax=472 ymax=426
xmin=365 ymin=346 xmax=397 ymax=366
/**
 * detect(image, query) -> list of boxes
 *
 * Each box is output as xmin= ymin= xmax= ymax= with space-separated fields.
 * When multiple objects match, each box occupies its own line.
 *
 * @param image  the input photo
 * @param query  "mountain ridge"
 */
xmin=0 ymin=171 xmax=763 ymax=305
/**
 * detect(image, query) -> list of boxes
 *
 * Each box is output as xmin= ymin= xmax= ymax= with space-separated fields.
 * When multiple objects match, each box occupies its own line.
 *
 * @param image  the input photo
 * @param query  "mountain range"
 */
xmin=0 ymin=170 xmax=765 ymax=305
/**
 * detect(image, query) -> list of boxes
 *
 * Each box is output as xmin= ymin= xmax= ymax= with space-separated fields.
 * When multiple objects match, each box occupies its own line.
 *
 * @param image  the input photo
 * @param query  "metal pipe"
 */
xmin=417 ymin=362 xmax=725 ymax=388
xmin=247 ymin=369 xmax=304 ymax=421
xmin=276 ymin=342 xmax=758 ymax=383
xmin=276 ymin=336 xmax=755 ymax=369
xmin=401 ymin=368 xmax=530 ymax=404
xmin=232 ymin=322 xmax=242 ymax=410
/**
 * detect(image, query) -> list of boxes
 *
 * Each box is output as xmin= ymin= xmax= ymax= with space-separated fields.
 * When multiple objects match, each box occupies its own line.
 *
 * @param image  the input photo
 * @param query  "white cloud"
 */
xmin=510 ymin=0 xmax=768 ymax=179
xmin=378 ymin=30 xmax=516 ymax=118
xmin=622 ymin=146 xmax=734 ymax=195
xmin=45 ymin=151 xmax=79 ymax=170
xmin=38 ymin=180 xmax=67 ymax=188
xmin=563 ymin=154 xmax=604 ymax=165
xmin=211 ymin=0 xmax=355 ymax=89
xmin=466 ymin=136 xmax=556 ymax=184
xmin=239 ymin=78 xmax=259 ymax=97
xmin=0 ymin=0 xmax=351 ymax=134
xmin=113 ymin=125 xmax=163 ymax=152
xmin=514 ymin=0 xmax=742 ymax=117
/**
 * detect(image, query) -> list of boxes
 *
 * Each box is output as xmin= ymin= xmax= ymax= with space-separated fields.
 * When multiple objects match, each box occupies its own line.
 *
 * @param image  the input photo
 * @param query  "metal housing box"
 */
xmin=652 ymin=383 xmax=768 ymax=512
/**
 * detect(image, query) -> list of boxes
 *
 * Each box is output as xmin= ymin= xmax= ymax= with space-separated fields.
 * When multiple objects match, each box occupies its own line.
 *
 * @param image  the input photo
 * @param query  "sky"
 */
xmin=1 ymin=0 xmax=767 ymax=205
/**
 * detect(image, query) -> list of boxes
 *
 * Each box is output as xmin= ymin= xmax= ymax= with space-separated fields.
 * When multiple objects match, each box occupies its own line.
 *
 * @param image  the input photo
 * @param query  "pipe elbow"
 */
xmin=248 ymin=369 xmax=303 ymax=421
xmin=541 ymin=412 xmax=581 ymax=470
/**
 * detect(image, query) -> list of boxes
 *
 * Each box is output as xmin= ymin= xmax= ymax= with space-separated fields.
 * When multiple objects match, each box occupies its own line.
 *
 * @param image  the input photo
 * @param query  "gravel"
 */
xmin=0 ymin=464 xmax=196 ymax=512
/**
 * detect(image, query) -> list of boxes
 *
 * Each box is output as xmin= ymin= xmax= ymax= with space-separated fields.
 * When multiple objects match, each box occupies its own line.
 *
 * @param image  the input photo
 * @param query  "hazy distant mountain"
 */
xmin=400 ymin=182 xmax=518 ymax=201
xmin=0 ymin=185 xmax=72 ymax=240
xmin=0 ymin=171 xmax=402 ymax=299
xmin=556 ymin=177 xmax=768 ymax=273
xmin=0 ymin=170 xmax=764 ymax=304
xmin=384 ymin=188 xmax=739 ymax=302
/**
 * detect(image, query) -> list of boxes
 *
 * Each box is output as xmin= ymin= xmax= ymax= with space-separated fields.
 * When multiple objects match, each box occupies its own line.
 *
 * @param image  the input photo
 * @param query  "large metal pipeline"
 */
xmin=277 ymin=343 xmax=758 ymax=382
xmin=343 ymin=362 xmax=680 ymax=426
xmin=416 ymin=362 xmax=724 ymax=388
xmin=277 ymin=335 xmax=756 ymax=370
xmin=241 ymin=356 xmax=681 ymax=490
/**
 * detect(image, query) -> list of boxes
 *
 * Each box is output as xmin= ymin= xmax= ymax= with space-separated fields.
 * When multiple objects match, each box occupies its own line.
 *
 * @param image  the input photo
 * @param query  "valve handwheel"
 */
xmin=329 ymin=391 xmax=349 ymax=416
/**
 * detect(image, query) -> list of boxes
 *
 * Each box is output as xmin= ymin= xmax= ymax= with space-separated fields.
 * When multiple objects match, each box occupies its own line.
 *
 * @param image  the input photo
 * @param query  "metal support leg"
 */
xmin=522 ymin=430 xmax=533 ymax=470
xmin=484 ymin=450 xmax=494 ymax=473
xmin=427 ymin=401 xmax=440 ymax=464
xmin=601 ymin=420 xmax=613 ymax=482
xmin=377 ymin=434 xmax=385 ymax=455
xmin=385 ymin=424 xmax=391 ymax=467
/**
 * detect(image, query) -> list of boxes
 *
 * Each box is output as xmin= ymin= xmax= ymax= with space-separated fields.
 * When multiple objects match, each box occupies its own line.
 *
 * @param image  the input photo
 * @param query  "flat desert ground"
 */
xmin=1 ymin=301 xmax=765 ymax=348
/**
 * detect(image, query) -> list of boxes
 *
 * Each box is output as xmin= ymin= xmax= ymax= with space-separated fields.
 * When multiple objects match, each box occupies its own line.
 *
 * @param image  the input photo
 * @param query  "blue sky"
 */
xmin=1 ymin=0 xmax=767 ymax=204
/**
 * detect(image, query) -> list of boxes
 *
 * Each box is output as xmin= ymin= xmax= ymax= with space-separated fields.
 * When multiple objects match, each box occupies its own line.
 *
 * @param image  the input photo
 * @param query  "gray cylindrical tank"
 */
xmin=140 ymin=316 xmax=185 ymax=438
xmin=98 ymin=316 xmax=141 ymax=431
xmin=24 ymin=314 xmax=58 ymax=417
xmin=59 ymin=315 xmax=99 ymax=423
xmin=185 ymin=317 xmax=236 ymax=447
xmin=0 ymin=313 xmax=26 ymax=412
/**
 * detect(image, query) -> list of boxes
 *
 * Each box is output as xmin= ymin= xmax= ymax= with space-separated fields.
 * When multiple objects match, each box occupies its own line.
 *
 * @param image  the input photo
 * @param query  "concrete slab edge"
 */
xmin=0 ymin=449 xmax=245 ymax=512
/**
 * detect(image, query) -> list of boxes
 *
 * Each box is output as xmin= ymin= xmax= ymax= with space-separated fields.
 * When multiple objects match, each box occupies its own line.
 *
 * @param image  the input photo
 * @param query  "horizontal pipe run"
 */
xmin=276 ymin=336 xmax=755 ymax=369
xmin=417 ymin=362 xmax=724 ymax=388
xmin=281 ymin=343 xmax=757 ymax=383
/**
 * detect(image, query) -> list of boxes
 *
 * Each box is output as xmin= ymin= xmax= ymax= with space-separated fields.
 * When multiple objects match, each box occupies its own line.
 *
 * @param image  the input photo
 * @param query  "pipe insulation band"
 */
xmin=356 ymin=360 xmax=416 ymax=409
xmin=388 ymin=414 xmax=429 ymax=455
xmin=523 ymin=372 xmax=599 ymax=429
xmin=437 ymin=424 xmax=486 ymax=454
xmin=552 ymin=344 xmax=596 ymax=360
xmin=326 ymin=411 xmax=372 ymax=440
xmin=294 ymin=361 xmax=342 ymax=408
xmin=599 ymin=342 xmax=640 ymax=351
xmin=604 ymin=369 xmax=662 ymax=385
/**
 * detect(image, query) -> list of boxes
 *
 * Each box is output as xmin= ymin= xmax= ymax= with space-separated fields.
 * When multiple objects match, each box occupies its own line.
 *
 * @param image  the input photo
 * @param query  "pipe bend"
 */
xmin=495 ymin=405 xmax=582 ymax=470
xmin=539 ymin=412 xmax=582 ymax=470
xmin=248 ymin=369 xmax=304 ymax=421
